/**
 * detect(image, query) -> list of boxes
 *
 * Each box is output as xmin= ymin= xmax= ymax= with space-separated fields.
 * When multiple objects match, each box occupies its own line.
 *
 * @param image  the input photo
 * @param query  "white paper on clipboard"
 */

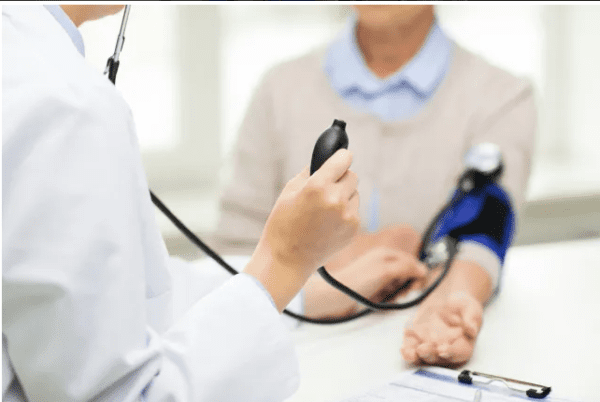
xmin=336 ymin=367 xmax=580 ymax=402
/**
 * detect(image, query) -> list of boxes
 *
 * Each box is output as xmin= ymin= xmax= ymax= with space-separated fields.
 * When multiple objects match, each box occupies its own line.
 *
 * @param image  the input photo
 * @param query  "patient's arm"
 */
xmin=305 ymin=226 xmax=492 ymax=366
xmin=303 ymin=222 xmax=492 ymax=367
xmin=401 ymin=259 xmax=492 ymax=367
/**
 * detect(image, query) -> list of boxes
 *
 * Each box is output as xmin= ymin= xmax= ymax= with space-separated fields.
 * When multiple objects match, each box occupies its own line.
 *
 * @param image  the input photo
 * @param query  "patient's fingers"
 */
xmin=435 ymin=326 xmax=463 ymax=345
xmin=462 ymin=305 xmax=483 ymax=339
xmin=441 ymin=310 xmax=462 ymax=327
xmin=438 ymin=337 xmax=474 ymax=365
xmin=401 ymin=334 xmax=420 ymax=363
xmin=442 ymin=295 xmax=483 ymax=339
xmin=416 ymin=342 xmax=437 ymax=365
xmin=437 ymin=342 xmax=452 ymax=360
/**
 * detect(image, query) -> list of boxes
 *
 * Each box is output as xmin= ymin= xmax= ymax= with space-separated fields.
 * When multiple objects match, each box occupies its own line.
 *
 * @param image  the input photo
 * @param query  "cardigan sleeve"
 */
xmin=457 ymin=78 xmax=537 ymax=292
xmin=212 ymin=72 xmax=283 ymax=255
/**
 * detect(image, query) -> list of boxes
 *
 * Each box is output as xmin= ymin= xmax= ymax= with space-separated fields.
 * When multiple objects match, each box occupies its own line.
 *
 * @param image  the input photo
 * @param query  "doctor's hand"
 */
xmin=303 ymin=247 xmax=428 ymax=318
xmin=245 ymin=150 xmax=360 ymax=312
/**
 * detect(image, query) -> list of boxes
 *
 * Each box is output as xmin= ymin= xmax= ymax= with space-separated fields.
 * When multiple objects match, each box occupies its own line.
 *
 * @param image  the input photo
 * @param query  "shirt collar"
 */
xmin=44 ymin=5 xmax=85 ymax=56
xmin=325 ymin=15 xmax=451 ymax=97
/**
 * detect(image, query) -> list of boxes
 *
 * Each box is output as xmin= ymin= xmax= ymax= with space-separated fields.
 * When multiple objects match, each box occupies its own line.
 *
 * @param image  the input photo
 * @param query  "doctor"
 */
xmin=2 ymin=5 xmax=360 ymax=402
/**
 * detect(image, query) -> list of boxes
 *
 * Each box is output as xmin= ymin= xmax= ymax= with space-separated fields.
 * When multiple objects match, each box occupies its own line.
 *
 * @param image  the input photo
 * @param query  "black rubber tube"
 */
xmin=150 ymin=190 xmax=458 ymax=324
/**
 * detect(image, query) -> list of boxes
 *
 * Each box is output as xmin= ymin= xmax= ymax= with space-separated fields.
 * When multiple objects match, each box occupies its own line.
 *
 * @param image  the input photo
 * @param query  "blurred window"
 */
xmin=80 ymin=5 xmax=221 ymax=191
xmin=219 ymin=5 xmax=347 ymax=158
xmin=80 ymin=5 xmax=179 ymax=152
xmin=437 ymin=4 xmax=600 ymax=200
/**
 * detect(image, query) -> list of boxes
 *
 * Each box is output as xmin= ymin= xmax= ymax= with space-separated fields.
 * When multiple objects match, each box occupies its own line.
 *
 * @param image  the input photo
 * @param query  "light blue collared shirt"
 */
xmin=44 ymin=5 xmax=85 ymax=56
xmin=324 ymin=17 xmax=452 ymax=231
xmin=325 ymin=17 xmax=451 ymax=122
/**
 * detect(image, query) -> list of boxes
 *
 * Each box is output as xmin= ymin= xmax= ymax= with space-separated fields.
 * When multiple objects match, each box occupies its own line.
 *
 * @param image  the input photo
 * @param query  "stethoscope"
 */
xmin=104 ymin=6 xmax=504 ymax=325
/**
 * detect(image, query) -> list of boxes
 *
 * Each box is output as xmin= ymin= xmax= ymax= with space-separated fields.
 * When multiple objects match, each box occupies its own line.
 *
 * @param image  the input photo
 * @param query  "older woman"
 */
xmin=214 ymin=5 xmax=536 ymax=367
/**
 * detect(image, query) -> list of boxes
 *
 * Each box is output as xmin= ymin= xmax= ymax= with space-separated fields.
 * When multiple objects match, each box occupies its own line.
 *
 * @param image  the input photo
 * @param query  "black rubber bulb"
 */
xmin=310 ymin=119 xmax=349 ymax=175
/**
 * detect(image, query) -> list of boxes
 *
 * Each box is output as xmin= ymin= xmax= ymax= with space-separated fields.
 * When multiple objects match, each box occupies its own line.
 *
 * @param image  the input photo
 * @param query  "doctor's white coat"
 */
xmin=2 ymin=5 xmax=299 ymax=401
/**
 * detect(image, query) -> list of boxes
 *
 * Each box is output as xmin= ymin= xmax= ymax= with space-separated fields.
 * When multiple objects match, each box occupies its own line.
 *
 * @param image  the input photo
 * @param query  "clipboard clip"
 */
xmin=458 ymin=370 xmax=551 ymax=399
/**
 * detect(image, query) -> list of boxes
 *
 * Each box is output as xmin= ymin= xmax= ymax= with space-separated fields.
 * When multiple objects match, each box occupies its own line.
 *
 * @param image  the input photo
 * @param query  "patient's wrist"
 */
xmin=427 ymin=260 xmax=492 ymax=306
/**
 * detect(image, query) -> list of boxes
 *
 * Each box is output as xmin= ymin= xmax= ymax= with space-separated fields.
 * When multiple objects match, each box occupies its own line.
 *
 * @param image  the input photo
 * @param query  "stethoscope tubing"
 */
xmin=150 ymin=189 xmax=461 ymax=324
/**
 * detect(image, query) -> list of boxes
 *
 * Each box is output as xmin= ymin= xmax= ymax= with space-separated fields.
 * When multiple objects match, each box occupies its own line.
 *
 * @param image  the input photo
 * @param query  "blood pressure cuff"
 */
xmin=429 ymin=182 xmax=515 ymax=264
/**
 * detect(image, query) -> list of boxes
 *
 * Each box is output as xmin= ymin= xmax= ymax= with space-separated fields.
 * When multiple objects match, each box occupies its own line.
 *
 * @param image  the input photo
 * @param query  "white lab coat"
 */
xmin=2 ymin=5 xmax=299 ymax=401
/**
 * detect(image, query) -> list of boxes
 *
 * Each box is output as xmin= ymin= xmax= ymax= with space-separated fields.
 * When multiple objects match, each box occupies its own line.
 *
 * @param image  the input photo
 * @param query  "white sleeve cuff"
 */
xmin=237 ymin=275 xmax=304 ymax=329
xmin=151 ymin=273 xmax=300 ymax=401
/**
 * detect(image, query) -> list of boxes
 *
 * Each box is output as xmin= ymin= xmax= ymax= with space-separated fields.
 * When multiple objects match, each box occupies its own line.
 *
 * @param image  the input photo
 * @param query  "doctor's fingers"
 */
xmin=305 ymin=167 xmax=357 ymax=214
xmin=334 ymin=169 xmax=359 ymax=201
xmin=347 ymin=189 xmax=360 ymax=219
xmin=294 ymin=165 xmax=311 ymax=182
xmin=310 ymin=149 xmax=353 ymax=184
xmin=284 ymin=165 xmax=311 ymax=193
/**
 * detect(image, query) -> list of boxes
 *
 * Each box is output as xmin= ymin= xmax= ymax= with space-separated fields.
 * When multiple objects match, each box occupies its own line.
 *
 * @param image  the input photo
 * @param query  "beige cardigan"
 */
xmin=213 ymin=43 xmax=537 ymax=288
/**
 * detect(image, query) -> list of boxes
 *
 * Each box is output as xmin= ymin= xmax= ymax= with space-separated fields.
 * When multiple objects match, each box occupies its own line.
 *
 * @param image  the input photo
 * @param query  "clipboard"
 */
xmin=457 ymin=369 xmax=550 ymax=399
xmin=337 ymin=367 xmax=577 ymax=402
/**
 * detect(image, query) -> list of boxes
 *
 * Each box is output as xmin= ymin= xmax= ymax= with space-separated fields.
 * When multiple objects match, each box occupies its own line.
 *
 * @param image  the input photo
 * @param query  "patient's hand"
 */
xmin=401 ymin=291 xmax=483 ymax=367
xmin=325 ymin=224 xmax=421 ymax=273
xmin=401 ymin=260 xmax=491 ymax=367
xmin=303 ymin=224 xmax=422 ymax=318
xmin=303 ymin=247 xmax=428 ymax=318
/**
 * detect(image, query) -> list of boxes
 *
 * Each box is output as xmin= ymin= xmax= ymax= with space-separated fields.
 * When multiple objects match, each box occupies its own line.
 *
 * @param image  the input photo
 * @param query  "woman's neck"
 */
xmin=356 ymin=11 xmax=435 ymax=79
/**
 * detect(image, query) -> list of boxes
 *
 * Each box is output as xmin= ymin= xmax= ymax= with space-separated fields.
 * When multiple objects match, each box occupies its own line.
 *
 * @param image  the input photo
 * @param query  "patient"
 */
xmin=213 ymin=5 xmax=536 ymax=367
